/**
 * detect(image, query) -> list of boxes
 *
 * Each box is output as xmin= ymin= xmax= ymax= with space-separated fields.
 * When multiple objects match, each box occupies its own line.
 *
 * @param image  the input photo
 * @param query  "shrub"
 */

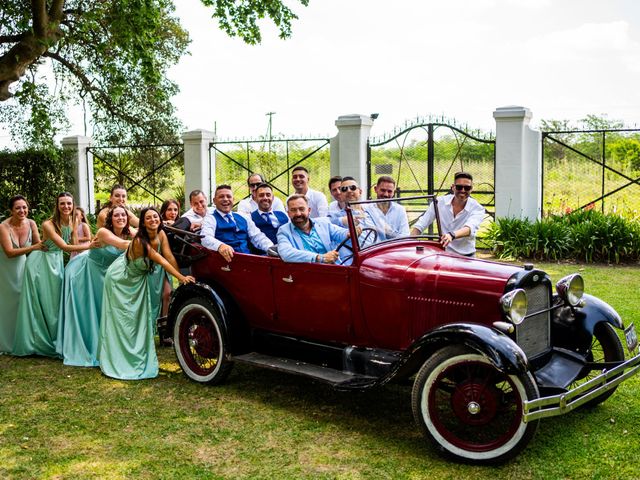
xmin=0 ymin=147 xmax=74 ymax=218
xmin=484 ymin=211 xmax=640 ymax=263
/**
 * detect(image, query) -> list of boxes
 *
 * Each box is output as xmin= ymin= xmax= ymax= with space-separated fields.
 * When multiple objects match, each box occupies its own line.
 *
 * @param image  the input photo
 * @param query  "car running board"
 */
xmin=232 ymin=352 xmax=379 ymax=390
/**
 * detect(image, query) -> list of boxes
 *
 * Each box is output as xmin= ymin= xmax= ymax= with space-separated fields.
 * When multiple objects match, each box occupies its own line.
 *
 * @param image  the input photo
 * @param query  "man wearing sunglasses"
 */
xmin=328 ymin=177 xmax=370 ymax=228
xmin=410 ymin=172 xmax=485 ymax=256
xmin=236 ymin=173 xmax=286 ymax=215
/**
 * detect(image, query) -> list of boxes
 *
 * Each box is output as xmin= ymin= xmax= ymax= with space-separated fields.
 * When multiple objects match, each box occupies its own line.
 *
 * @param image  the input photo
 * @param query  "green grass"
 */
xmin=2 ymin=261 xmax=639 ymax=479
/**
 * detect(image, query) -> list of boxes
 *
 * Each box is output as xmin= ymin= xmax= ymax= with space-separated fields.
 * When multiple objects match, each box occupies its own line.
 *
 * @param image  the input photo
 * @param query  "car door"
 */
xmin=270 ymin=261 xmax=353 ymax=344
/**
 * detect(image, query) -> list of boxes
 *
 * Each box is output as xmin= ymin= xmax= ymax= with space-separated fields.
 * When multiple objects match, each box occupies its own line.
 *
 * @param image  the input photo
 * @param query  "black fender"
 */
xmin=390 ymin=323 xmax=530 ymax=382
xmin=552 ymin=294 xmax=623 ymax=352
xmin=168 ymin=281 xmax=232 ymax=349
xmin=574 ymin=293 xmax=623 ymax=332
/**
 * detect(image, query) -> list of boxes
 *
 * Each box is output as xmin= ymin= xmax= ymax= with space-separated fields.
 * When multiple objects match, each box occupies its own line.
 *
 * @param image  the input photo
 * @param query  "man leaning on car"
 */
xmin=411 ymin=171 xmax=485 ymax=256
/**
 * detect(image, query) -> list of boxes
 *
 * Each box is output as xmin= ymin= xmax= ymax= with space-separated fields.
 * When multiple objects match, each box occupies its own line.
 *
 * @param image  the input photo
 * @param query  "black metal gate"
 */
xmin=368 ymin=120 xmax=495 ymax=214
xmin=210 ymin=137 xmax=331 ymax=207
xmin=88 ymin=144 xmax=184 ymax=209
xmin=542 ymin=129 xmax=640 ymax=215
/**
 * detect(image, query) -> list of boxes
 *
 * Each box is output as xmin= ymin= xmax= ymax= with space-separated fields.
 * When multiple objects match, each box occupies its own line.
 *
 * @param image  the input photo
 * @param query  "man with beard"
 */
xmin=201 ymin=185 xmax=273 ymax=262
xmin=250 ymin=183 xmax=289 ymax=244
xmin=367 ymin=176 xmax=410 ymax=241
xmin=277 ymin=195 xmax=358 ymax=265
xmin=237 ymin=173 xmax=286 ymax=215
xmin=411 ymin=172 xmax=485 ymax=256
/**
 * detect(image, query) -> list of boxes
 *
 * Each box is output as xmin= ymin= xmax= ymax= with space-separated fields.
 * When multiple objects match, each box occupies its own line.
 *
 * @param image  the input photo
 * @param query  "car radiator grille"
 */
xmin=515 ymin=284 xmax=551 ymax=359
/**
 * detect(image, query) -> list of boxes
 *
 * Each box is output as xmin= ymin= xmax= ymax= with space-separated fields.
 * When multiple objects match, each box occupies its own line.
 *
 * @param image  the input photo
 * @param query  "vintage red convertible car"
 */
xmin=164 ymin=196 xmax=640 ymax=463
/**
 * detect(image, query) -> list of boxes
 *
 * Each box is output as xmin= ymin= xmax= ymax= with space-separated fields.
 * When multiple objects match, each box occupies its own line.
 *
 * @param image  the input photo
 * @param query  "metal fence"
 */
xmin=88 ymin=144 xmax=184 ymax=209
xmin=210 ymin=137 xmax=331 ymax=207
xmin=542 ymin=129 xmax=640 ymax=215
xmin=368 ymin=120 xmax=495 ymax=224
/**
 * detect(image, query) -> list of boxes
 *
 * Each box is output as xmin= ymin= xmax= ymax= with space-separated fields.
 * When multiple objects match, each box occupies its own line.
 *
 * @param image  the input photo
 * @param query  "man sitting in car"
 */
xmin=250 ymin=183 xmax=289 ymax=244
xmin=201 ymin=185 xmax=273 ymax=262
xmin=367 ymin=176 xmax=410 ymax=241
xmin=278 ymin=195 xmax=358 ymax=265
xmin=327 ymin=176 xmax=371 ymax=228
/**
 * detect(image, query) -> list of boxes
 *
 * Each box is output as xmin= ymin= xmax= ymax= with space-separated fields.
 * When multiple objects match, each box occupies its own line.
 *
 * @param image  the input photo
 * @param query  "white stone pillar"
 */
xmin=182 ymin=129 xmax=215 ymax=206
xmin=493 ymin=106 xmax=542 ymax=221
xmin=333 ymin=114 xmax=375 ymax=193
xmin=62 ymin=135 xmax=95 ymax=214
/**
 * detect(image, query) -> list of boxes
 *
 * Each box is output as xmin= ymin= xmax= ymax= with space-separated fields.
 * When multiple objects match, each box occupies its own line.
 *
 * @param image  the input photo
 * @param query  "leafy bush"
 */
xmin=0 ymin=147 xmax=74 ymax=218
xmin=485 ymin=210 xmax=640 ymax=263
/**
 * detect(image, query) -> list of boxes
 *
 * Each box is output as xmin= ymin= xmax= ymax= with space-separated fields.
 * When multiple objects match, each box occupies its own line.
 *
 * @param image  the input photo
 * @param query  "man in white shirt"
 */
xmin=287 ymin=166 xmax=328 ymax=218
xmin=411 ymin=172 xmax=486 ymax=256
xmin=327 ymin=176 xmax=345 ymax=215
xmin=201 ymin=185 xmax=273 ymax=262
xmin=181 ymin=190 xmax=214 ymax=232
xmin=236 ymin=173 xmax=285 ymax=215
xmin=367 ymin=176 xmax=410 ymax=241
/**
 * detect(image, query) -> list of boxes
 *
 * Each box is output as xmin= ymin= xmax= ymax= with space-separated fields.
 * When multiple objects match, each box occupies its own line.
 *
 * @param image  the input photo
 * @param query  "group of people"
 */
xmin=0 ymin=186 xmax=194 ymax=381
xmin=189 ymin=167 xmax=484 ymax=266
xmin=0 ymin=167 xmax=483 ymax=381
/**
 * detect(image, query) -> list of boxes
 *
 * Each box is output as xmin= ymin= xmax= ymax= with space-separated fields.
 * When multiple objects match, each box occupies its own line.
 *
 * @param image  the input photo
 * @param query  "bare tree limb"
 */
xmin=0 ymin=34 xmax=27 ymax=43
xmin=32 ymin=0 xmax=48 ymax=37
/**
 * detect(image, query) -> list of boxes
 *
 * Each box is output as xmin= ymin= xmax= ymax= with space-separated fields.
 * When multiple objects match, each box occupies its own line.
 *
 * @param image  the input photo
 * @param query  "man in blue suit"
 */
xmin=250 ymin=183 xmax=289 ymax=244
xmin=277 ymin=195 xmax=358 ymax=265
xmin=202 ymin=185 xmax=273 ymax=262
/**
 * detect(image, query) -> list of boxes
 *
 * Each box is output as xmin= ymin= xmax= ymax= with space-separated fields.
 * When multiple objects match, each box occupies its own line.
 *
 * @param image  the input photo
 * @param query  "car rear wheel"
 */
xmin=411 ymin=345 xmax=539 ymax=464
xmin=173 ymin=297 xmax=233 ymax=384
xmin=573 ymin=322 xmax=625 ymax=407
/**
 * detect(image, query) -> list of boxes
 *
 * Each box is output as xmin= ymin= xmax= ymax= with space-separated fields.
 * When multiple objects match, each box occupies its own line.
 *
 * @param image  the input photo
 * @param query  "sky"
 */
xmin=2 ymin=0 xmax=640 ymax=146
xmin=165 ymin=0 xmax=640 ymax=140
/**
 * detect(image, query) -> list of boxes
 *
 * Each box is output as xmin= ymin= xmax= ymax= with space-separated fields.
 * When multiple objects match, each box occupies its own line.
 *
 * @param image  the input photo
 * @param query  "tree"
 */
xmin=0 ymin=0 xmax=308 ymax=146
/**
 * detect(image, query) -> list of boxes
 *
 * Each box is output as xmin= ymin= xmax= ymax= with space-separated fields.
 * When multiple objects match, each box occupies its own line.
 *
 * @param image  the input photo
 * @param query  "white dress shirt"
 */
xmin=328 ymin=200 xmax=343 ymax=215
xmin=287 ymin=188 xmax=329 ymax=218
xmin=236 ymin=196 xmax=286 ymax=215
xmin=365 ymin=202 xmax=410 ymax=241
xmin=182 ymin=207 xmax=214 ymax=225
xmin=201 ymin=209 xmax=273 ymax=252
xmin=413 ymin=194 xmax=486 ymax=255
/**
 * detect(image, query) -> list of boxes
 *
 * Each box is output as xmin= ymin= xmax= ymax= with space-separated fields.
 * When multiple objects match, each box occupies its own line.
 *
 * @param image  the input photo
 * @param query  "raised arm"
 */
xmin=95 ymin=228 xmax=130 ymax=250
xmin=42 ymin=221 xmax=95 ymax=253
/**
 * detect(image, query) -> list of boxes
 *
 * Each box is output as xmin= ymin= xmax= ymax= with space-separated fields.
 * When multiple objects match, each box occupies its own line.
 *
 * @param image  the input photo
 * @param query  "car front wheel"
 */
xmin=173 ymin=297 xmax=233 ymax=384
xmin=411 ymin=345 xmax=539 ymax=464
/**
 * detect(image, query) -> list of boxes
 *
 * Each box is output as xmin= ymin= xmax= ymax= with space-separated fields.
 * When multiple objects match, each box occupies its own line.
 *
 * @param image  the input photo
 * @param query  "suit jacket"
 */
xmin=277 ymin=217 xmax=350 ymax=264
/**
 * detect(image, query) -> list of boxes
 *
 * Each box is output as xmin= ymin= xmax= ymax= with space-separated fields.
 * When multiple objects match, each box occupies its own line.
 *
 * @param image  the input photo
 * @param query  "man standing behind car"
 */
xmin=288 ymin=166 xmax=329 ymax=218
xmin=410 ymin=172 xmax=485 ymax=256
xmin=250 ymin=183 xmax=289 ymax=244
xmin=202 ymin=185 xmax=273 ymax=262
xmin=181 ymin=189 xmax=214 ymax=232
xmin=278 ymin=195 xmax=356 ymax=265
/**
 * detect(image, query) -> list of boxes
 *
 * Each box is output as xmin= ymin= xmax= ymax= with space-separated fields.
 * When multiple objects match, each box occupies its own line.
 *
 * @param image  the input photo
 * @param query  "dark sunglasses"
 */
xmin=249 ymin=183 xmax=262 ymax=188
xmin=454 ymin=184 xmax=472 ymax=192
xmin=340 ymin=185 xmax=358 ymax=192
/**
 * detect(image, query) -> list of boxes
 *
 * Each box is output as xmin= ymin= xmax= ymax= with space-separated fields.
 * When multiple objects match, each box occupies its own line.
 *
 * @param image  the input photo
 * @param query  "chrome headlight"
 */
xmin=556 ymin=274 xmax=584 ymax=307
xmin=500 ymin=289 xmax=528 ymax=325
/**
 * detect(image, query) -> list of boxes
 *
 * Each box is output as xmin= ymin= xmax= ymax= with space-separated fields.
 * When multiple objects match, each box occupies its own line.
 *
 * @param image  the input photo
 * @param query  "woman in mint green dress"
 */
xmin=0 ymin=196 xmax=44 ymax=353
xmin=98 ymin=207 xmax=194 ymax=380
xmin=13 ymin=193 xmax=94 ymax=357
xmin=58 ymin=206 xmax=135 ymax=367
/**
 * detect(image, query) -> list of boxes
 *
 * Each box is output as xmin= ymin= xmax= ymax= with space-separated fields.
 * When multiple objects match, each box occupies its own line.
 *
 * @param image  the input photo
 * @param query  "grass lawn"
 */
xmin=1 ymin=261 xmax=639 ymax=479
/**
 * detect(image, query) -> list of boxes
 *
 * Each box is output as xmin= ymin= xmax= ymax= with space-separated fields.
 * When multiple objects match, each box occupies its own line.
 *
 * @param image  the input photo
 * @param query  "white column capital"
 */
xmin=61 ymin=135 xmax=93 ymax=148
xmin=493 ymin=106 xmax=533 ymax=123
xmin=335 ymin=114 xmax=375 ymax=128
xmin=181 ymin=129 xmax=215 ymax=143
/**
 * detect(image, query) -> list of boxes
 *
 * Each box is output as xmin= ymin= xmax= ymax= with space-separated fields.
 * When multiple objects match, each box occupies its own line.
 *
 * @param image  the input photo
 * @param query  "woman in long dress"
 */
xmin=98 ymin=207 xmax=194 ymax=380
xmin=58 ymin=206 xmax=135 ymax=366
xmin=70 ymin=206 xmax=92 ymax=260
xmin=96 ymin=184 xmax=139 ymax=229
xmin=0 ymin=196 xmax=45 ymax=353
xmin=13 ymin=192 xmax=95 ymax=357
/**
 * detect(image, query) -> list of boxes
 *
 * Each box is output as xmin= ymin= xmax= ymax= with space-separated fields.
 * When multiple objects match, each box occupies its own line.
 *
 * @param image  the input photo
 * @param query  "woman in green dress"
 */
xmin=13 ymin=192 xmax=95 ymax=357
xmin=58 ymin=206 xmax=136 ymax=367
xmin=98 ymin=207 xmax=194 ymax=380
xmin=0 ymin=196 xmax=45 ymax=353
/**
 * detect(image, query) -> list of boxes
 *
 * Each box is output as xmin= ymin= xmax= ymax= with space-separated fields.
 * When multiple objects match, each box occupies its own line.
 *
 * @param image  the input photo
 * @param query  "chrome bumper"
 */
xmin=523 ymin=351 xmax=640 ymax=423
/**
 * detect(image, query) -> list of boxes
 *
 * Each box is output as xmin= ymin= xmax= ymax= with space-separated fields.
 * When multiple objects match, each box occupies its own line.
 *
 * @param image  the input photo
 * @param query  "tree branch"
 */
xmin=31 ymin=0 xmax=48 ymax=37
xmin=0 ymin=34 xmax=27 ymax=43
xmin=49 ymin=0 xmax=66 ymax=23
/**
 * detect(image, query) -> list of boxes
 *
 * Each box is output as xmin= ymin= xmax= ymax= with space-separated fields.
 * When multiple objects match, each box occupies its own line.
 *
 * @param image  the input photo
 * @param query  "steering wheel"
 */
xmin=335 ymin=228 xmax=379 ymax=264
